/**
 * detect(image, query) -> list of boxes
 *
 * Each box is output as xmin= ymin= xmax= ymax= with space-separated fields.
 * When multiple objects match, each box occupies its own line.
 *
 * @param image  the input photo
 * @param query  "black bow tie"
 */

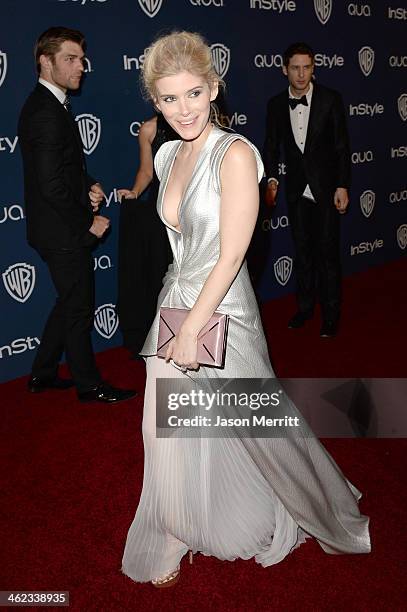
xmin=289 ymin=95 xmax=308 ymax=110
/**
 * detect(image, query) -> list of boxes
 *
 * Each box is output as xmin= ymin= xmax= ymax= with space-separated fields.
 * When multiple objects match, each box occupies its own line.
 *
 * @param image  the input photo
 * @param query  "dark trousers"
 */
xmin=287 ymin=196 xmax=341 ymax=321
xmin=32 ymin=247 xmax=101 ymax=393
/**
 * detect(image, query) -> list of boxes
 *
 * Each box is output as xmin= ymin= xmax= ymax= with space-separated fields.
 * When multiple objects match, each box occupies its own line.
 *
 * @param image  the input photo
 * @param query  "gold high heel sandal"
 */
xmin=151 ymin=551 xmax=193 ymax=589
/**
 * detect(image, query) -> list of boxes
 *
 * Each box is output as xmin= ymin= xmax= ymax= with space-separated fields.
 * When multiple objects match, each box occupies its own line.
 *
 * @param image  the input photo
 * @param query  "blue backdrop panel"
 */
xmin=1 ymin=0 xmax=406 ymax=382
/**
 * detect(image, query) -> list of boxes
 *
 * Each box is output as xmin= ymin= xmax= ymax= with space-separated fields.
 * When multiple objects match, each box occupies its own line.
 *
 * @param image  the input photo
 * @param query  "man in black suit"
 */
xmin=18 ymin=27 xmax=136 ymax=402
xmin=264 ymin=42 xmax=351 ymax=337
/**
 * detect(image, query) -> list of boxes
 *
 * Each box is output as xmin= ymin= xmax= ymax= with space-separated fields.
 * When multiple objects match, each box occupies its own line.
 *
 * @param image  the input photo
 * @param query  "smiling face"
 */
xmin=40 ymin=40 xmax=85 ymax=93
xmin=283 ymin=53 xmax=314 ymax=97
xmin=154 ymin=71 xmax=219 ymax=142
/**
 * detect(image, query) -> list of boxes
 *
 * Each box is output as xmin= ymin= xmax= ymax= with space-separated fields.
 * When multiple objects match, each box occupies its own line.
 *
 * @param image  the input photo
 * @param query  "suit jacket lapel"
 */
xmin=282 ymin=91 xmax=300 ymax=151
xmin=304 ymin=83 xmax=322 ymax=153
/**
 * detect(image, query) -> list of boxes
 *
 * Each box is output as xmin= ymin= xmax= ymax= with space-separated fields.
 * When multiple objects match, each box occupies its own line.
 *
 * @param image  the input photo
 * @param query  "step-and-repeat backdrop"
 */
xmin=1 ymin=0 xmax=406 ymax=382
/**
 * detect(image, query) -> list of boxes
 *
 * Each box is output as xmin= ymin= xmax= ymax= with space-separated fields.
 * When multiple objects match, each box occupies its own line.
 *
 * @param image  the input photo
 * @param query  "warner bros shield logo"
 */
xmin=2 ymin=263 xmax=36 ymax=303
xmin=358 ymin=47 xmax=375 ymax=77
xmin=398 ymin=94 xmax=407 ymax=121
xmin=94 ymin=304 xmax=119 ymax=339
xmin=397 ymin=224 xmax=407 ymax=250
xmin=210 ymin=44 xmax=230 ymax=79
xmin=0 ymin=51 xmax=7 ymax=88
xmin=314 ymin=0 xmax=332 ymax=25
xmin=274 ymin=256 xmax=293 ymax=286
xmin=75 ymin=113 xmax=101 ymax=155
xmin=360 ymin=190 xmax=375 ymax=218
xmin=138 ymin=0 xmax=163 ymax=18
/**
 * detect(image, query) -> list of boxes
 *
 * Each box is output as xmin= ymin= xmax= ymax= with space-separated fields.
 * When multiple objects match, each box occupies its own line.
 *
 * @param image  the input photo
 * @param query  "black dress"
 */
xmin=117 ymin=115 xmax=178 ymax=356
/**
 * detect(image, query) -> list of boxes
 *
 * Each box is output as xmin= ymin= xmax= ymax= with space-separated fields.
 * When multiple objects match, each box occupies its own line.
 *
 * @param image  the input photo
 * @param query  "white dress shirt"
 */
xmin=288 ymin=82 xmax=315 ymax=201
xmin=38 ymin=78 xmax=66 ymax=105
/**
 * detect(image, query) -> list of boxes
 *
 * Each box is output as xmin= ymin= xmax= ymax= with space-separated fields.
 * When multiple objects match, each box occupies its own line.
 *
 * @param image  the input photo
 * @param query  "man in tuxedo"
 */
xmin=264 ymin=42 xmax=351 ymax=337
xmin=18 ymin=27 xmax=137 ymax=402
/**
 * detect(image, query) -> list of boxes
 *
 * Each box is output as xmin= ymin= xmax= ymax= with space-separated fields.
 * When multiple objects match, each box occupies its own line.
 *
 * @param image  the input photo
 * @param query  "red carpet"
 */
xmin=1 ymin=258 xmax=406 ymax=610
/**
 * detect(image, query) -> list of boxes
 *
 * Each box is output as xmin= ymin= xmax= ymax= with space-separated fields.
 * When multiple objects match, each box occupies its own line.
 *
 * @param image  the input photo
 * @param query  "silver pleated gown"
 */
xmin=122 ymin=126 xmax=370 ymax=582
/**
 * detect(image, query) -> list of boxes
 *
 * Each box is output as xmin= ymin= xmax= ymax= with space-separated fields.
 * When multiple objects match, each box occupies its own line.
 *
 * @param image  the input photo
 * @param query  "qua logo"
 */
xmin=190 ymin=0 xmax=224 ymax=5
xmin=274 ymin=256 xmax=292 ymax=286
xmin=359 ymin=190 xmax=375 ymax=218
xmin=397 ymin=224 xmax=407 ymax=249
xmin=397 ymin=94 xmax=407 ymax=121
xmin=314 ymin=0 xmax=332 ymax=24
xmin=94 ymin=255 xmax=113 ymax=270
xmin=2 ymin=263 xmax=36 ymax=303
xmin=0 ymin=51 xmax=7 ymax=88
xmin=351 ymin=150 xmax=373 ymax=164
xmin=389 ymin=189 xmax=407 ymax=203
xmin=348 ymin=3 xmax=371 ymax=16
xmin=130 ymin=121 xmax=143 ymax=137
xmin=0 ymin=205 xmax=25 ymax=224
xmin=94 ymin=304 xmax=119 ymax=339
xmin=262 ymin=216 xmax=289 ymax=232
xmin=389 ymin=55 xmax=407 ymax=68
xmin=75 ymin=113 xmax=101 ymax=155
xmin=210 ymin=43 xmax=230 ymax=79
xmin=358 ymin=46 xmax=374 ymax=76
xmin=138 ymin=0 xmax=163 ymax=17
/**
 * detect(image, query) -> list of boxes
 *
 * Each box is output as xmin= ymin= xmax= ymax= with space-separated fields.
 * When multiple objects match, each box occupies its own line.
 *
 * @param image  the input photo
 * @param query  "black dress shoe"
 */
xmin=28 ymin=376 xmax=75 ymax=393
xmin=320 ymin=320 xmax=339 ymax=338
xmin=78 ymin=383 xmax=138 ymax=403
xmin=288 ymin=311 xmax=313 ymax=329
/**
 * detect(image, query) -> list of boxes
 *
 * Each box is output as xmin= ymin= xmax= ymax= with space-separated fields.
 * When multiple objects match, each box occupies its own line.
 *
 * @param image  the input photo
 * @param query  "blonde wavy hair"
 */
xmin=141 ymin=31 xmax=224 ymax=103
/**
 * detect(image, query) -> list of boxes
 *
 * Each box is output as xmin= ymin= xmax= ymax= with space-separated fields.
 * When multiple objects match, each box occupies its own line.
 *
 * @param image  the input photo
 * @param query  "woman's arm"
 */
xmin=166 ymin=140 xmax=259 ymax=369
xmin=117 ymin=116 xmax=157 ymax=200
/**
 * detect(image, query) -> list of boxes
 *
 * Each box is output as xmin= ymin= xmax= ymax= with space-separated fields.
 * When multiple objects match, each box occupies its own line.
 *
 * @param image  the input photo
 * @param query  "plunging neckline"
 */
xmin=160 ymin=125 xmax=216 ymax=234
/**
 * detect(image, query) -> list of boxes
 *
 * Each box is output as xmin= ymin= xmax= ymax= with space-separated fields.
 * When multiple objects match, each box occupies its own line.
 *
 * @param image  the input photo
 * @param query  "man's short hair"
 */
xmin=34 ymin=26 xmax=86 ymax=75
xmin=283 ymin=42 xmax=315 ymax=67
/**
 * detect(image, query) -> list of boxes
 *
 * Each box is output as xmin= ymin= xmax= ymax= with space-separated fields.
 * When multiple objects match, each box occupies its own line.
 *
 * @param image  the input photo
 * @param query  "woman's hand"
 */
xmin=117 ymin=189 xmax=138 ymax=201
xmin=165 ymin=328 xmax=199 ymax=371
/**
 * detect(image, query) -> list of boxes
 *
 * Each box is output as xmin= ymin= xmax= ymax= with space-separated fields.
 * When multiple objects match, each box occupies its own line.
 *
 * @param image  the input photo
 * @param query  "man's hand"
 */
xmin=89 ymin=183 xmax=105 ymax=213
xmin=334 ymin=187 xmax=349 ymax=214
xmin=265 ymin=180 xmax=278 ymax=207
xmin=89 ymin=215 xmax=110 ymax=238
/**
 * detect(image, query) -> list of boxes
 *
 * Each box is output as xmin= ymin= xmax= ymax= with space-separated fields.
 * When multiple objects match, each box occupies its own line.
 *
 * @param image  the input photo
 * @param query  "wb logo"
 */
xmin=397 ymin=224 xmax=407 ymax=250
xmin=358 ymin=46 xmax=375 ymax=76
xmin=138 ymin=0 xmax=163 ymax=17
xmin=397 ymin=94 xmax=407 ymax=121
xmin=210 ymin=43 xmax=230 ymax=78
xmin=314 ymin=0 xmax=332 ymax=25
xmin=94 ymin=304 xmax=119 ymax=339
xmin=75 ymin=113 xmax=101 ymax=155
xmin=359 ymin=190 xmax=375 ymax=218
xmin=273 ymin=256 xmax=293 ymax=286
xmin=2 ymin=263 xmax=36 ymax=303
xmin=0 ymin=50 xmax=7 ymax=88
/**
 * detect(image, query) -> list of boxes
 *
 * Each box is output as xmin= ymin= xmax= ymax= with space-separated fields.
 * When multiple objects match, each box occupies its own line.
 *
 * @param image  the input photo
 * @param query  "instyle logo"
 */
xmin=210 ymin=44 xmax=230 ymax=79
xmin=94 ymin=304 xmax=119 ymax=339
xmin=138 ymin=0 xmax=163 ymax=18
xmin=75 ymin=113 xmax=101 ymax=155
xmin=278 ymin=162 xmax=287 ymax=175
xmin=219 ymin=112 xmax=247 ymax=128
xmin=2 ymin=263 xmax=36 ymax=303
xmin=314 ymin=53 xmax=344 ymax=68
xmin=389 ymin=189 xmax=407 ymax=203
xmin=388 ymin=7 xmax=407 ymax=19
xmin=0 ymin=137 xmax=18 ymax=153
xmin=123 ymin=53 xmax=145 ymax=70
xmin=0 ymin=51 xmax=7 ymax=88
xmin=262 ymin=216 xmax=289 ymax=232
xmin=94 ymin=255 xmax=113 ymax=270
xmin=250 ymin=0 xmax=296 ymax=11
xmin=190 ymin=0 xmax=223 ymax=5
xmin=349 ymin=102 xmax=384 ymax=117
xmin=358 ymin=46 xmax=374 ymax=76
xmin=351 ymin=150 xmax=373 ymax=164
xmin=389 ymin=56 xmax=407 ymax=68
xmin=104 ymin=189 xmax=121 ymax=207
xmin=0 ymin=336 xmax=40 ymax=359
xmin=397 ymin=94 xmax=407 ymax=121
xmin=274 ymin=256 xmax=292 ymax=286
xmin=348 ymin=3 xmax=371 ymax=16
xmin=390 ymin=145 xmax=407 ymax=158
xmin=0 ymin=205 xmax=25 ymax=224
xmin=359 ymin=190 xmax=375 ymax=218
xmin=350 ymin=239 xmax=383 ymax=255
xmin=397 ymin=224 xmax=407 ymax=249
xmin=314 ymin=0 xmax=332 ymax=24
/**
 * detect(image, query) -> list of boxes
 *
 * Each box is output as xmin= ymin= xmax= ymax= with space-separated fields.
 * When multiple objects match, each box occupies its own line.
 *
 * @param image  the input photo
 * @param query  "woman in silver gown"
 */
xmin=122 ymin=31 xmax=370 ymax=587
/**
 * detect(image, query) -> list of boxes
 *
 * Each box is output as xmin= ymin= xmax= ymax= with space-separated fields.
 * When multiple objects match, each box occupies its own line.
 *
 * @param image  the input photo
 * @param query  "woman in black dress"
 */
xmin=117 ymin=114 xmax=178 ymax=357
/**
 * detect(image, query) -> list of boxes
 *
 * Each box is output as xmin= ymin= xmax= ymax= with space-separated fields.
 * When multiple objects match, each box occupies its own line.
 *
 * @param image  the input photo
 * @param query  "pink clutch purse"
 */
xmin=157 ymin=307 xmax=229 ymax=367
